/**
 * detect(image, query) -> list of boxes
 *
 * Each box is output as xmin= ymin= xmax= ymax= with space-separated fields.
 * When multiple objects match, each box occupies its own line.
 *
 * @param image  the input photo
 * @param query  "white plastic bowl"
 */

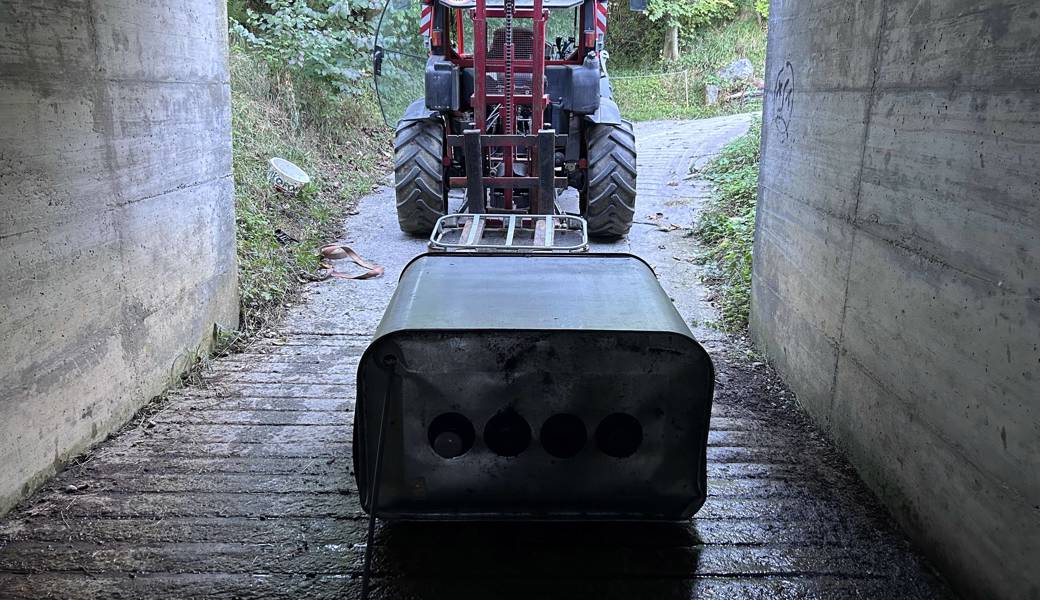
xmin=267 ymin=157 xmax=311 ymax=195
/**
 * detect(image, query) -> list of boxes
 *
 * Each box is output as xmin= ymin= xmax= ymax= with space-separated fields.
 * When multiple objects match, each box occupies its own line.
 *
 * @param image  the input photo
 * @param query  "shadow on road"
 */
xmin=374 ymin=521 xmax=702 ymax=599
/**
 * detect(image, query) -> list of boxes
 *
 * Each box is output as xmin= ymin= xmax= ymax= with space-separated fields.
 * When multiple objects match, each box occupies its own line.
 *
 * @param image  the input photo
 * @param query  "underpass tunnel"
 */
xmin=0 ymin=1 xmax=1036 ymax=599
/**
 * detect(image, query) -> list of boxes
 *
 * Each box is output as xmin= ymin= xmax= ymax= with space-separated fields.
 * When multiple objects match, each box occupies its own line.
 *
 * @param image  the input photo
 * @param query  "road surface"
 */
xmin=0 ymin=115 xmax=951 ymax=599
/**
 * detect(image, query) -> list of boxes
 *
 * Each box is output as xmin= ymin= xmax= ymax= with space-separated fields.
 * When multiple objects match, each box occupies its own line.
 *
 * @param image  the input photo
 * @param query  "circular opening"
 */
xmin=427 ymin=412 xmax=475 ymax=459
xmin=483 ymin=408 xmax=531 ymax=457
xmin=539 ymin=414 xmax=587 ymax=459
xmin=595 ymin=413 xmax=643 ymax=458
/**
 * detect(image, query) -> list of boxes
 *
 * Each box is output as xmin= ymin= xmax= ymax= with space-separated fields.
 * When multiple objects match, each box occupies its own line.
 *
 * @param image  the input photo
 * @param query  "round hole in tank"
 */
xmin=595 ymin=413 xmax=643 ymax=458
xmin=539 ymin=414 xmax=587 ymax=459
xmin=427 ymin=413 xmax=475 ymax=459
xmin=483 ymin=408 xmax=532 ymax=457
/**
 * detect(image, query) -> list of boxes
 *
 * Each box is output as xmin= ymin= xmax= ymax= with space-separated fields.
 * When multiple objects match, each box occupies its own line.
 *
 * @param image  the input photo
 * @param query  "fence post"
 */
xmin=684 ymin=70 xmax=690 ymax=108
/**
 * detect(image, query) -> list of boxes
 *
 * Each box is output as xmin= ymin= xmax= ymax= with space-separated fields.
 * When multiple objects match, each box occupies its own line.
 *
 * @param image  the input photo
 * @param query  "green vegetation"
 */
xmin=229 ymin=42 xmax=388 ymax=331
xmin=609 ymin=0 xmax=766 ymax=63
xmin=692 ymin=117 xmax=761 ymax=331
xmin=230 ymin=0 xmax=378 ymax=93
xmin=609 ymin=9 xmax=767 ymax=121
xmin=223 ymin=0 xmax=768 ymax=334
xmin=225 ymin=0 xmax=396 ymax=334
xmin=647 ymin=0 xmax=749 ymax=34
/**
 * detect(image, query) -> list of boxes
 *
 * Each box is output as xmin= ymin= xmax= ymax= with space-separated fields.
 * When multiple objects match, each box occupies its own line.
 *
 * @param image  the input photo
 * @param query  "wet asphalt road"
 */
xmin=0 ymin=115 xmax=952 ymax=599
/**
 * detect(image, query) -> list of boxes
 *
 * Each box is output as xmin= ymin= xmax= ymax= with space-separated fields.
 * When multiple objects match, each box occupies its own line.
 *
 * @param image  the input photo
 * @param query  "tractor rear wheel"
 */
xmin=394 ymin=119 xmax=448 ymax=235
xmin=583 ymin=120 xmax=637 ymax=238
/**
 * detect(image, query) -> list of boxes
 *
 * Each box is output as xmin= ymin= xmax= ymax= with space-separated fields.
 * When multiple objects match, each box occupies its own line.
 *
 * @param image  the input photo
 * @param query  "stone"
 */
xmin=705 ymin=84 xmax=721 ymax=106
xmin=717 ymin=58 xmax=754 ymax=82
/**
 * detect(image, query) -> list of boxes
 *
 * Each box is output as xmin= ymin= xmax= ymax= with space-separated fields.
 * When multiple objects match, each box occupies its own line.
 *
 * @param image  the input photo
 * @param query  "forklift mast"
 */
xmin=420 ymin=0 xmax=609 ymax=214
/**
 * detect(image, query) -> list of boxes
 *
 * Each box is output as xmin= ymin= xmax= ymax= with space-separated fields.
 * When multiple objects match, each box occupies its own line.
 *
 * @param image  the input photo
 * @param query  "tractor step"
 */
xmin=429 ymin=213 xmax=588 ymax=253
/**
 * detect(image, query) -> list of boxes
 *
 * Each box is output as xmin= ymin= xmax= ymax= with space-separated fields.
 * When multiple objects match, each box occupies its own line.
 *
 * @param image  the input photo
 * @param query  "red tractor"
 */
xmin=356 ymin=0 xmax=715 ymax=527
xmin=375 ymin=0 xmax=642 ymax=237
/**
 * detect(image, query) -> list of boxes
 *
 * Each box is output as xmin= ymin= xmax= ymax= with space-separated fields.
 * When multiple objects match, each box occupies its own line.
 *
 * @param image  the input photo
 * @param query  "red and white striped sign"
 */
xmin=594 ymin=0 xmax=608 ymax=50
xmin=419 ymin=3 xmax=433 ymax=47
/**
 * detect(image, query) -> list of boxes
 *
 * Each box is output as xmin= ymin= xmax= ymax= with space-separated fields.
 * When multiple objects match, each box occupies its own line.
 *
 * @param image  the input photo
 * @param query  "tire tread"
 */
xmin=394 ymin=120 xmax=446 ymax=235
xmin=585 ymin=121 xmax=637 ymax=238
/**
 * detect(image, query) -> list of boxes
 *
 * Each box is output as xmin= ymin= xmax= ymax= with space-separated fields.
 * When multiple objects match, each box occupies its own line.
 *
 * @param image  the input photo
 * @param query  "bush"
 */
xmin=754 ymin=0 xmax=768 ymax=19
xmin=609 ymin=18 xmax=766 ymax=121
xmin=692 ymin=116 xmax=761 ymax=331
xmin=676 ymin=15 xmax=766 ymax=71
xmin=647 ymin=0 xmax=741 ymax=31
xmin=229 ymin=43 xmax=389 ymax=331
xmin=231 ymin=0 xmax=378 ymax=94
xmin=609 ymin=0 xmax=767 ymax=68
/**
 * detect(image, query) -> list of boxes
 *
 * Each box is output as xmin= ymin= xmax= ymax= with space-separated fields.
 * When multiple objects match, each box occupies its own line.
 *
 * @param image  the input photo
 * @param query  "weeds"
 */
xmin=229 ymin=43 xmax=390 ymax=332
xmin=610 ymin=18 xmax=766 ymax=122
xmin=692 ymin=116 xmax=761 ymax=331
xmin=674 ymin=18 xmax=767 ymax=74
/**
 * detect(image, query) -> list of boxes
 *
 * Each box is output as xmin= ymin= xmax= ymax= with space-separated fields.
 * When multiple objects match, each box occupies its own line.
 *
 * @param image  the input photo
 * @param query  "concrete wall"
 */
xmin=753 ymin=1 xmax=1039 ymax=598
xmin=0 ymin=1 xmax=237 ymax=514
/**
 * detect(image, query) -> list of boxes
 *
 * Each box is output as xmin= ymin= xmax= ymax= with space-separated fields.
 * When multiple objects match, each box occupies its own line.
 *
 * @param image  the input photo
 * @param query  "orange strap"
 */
xmin=318 ymin=245 xmax=385 ymax=280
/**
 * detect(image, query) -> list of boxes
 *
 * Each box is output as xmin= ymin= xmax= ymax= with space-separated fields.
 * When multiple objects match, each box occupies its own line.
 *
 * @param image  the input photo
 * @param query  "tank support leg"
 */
xmin=361 ymin=376 xmax=394 ymax=600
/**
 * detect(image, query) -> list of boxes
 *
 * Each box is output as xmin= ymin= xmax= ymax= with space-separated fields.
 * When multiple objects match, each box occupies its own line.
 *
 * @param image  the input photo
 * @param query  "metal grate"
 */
xmin=485 ymin=72 xmax=534 ymax=95
xmin=429 ymin=214 xmax=588 ymax=253
xmin=488 ymin=26 xmax=534 ymax=59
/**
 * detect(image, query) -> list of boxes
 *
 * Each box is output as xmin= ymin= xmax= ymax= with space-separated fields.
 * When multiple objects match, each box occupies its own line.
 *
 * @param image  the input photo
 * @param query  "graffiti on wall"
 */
xmin=772 ymin=61 xmax=795 ymax=142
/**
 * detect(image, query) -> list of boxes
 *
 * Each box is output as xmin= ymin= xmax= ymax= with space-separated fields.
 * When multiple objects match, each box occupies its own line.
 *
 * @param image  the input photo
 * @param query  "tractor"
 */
xmin=354 ymin=0 xmax=714 ymax=530
xmin=375 ymin=0 xmax=640 ymax=237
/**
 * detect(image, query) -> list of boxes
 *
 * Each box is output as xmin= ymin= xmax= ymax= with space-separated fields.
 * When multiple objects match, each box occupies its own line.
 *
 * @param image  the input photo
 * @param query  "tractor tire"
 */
xmin=394 ymin=119 xmax=448 ymax=235
xmin=584 ymin=120 xmax=637 ymax=238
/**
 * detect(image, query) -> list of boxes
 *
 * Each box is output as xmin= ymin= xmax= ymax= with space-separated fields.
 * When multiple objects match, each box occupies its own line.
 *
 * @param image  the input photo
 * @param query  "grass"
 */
xmin=229 ymin=44 xmax=391 ymax=333
xmin=674 ymin=17 xmax=767 ymax=75
xmin=691 ymin=116 xmax=761 ymax=331
xmin=227 ymin=11 xmax=765 ymax=329
xmin=610 ymin=18 xmax=767 ymax=121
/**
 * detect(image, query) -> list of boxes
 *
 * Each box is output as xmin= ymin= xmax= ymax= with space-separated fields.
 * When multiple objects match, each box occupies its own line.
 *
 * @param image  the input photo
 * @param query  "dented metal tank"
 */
xmin=353 ymin=252 xmax=715 ymax=520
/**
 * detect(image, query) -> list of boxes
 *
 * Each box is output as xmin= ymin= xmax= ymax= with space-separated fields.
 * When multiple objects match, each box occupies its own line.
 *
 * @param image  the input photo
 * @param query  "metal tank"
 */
xmin=353 ymin=252 xmax=715 ymax=520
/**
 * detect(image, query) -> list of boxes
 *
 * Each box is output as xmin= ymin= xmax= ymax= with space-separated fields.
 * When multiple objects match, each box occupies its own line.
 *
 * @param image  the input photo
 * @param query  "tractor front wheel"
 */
xmin=394 ymin=119 xmax=448 ymax=235
xmin=583 ymin=120 xmax=637 ymax=238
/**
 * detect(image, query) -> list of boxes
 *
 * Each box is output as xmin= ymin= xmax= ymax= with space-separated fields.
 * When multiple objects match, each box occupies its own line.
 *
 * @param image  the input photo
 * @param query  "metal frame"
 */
xmin=429 ymin=213 xmax=589 ymax=252
xmin=447 ymin=131 xmax=566 ymax=214
xmin=469 ymin=0 xmax=553 ymax=213
xmin=421 ymin=0 xmax=610 ymax=215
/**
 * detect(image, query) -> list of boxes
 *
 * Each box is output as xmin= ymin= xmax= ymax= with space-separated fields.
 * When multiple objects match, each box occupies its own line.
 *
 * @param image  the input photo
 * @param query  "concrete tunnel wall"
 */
xmin=753 ymin=1 xmax=1039 ymax=598
xmin=0 ymin=1 xmax=238 ymax=514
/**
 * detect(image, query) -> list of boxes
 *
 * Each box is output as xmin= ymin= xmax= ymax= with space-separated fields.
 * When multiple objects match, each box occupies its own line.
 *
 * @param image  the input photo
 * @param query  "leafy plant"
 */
xmin=692 ymin=116 xmax=761 ymax=331
xmin=232 ymin=0 xmax=378 ymax=94
xmin=754 ymin=0 xmax=768 ymax=19
xmin=647 ymin=0 xmax=740 ymax=30
xmin=609 ymin=17 xmax=766 ymax=121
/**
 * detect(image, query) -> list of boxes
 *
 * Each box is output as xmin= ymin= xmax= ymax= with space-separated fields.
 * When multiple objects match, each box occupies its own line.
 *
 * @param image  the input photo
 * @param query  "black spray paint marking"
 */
xmin=772 ymin=61 xmax=795 ymax=143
